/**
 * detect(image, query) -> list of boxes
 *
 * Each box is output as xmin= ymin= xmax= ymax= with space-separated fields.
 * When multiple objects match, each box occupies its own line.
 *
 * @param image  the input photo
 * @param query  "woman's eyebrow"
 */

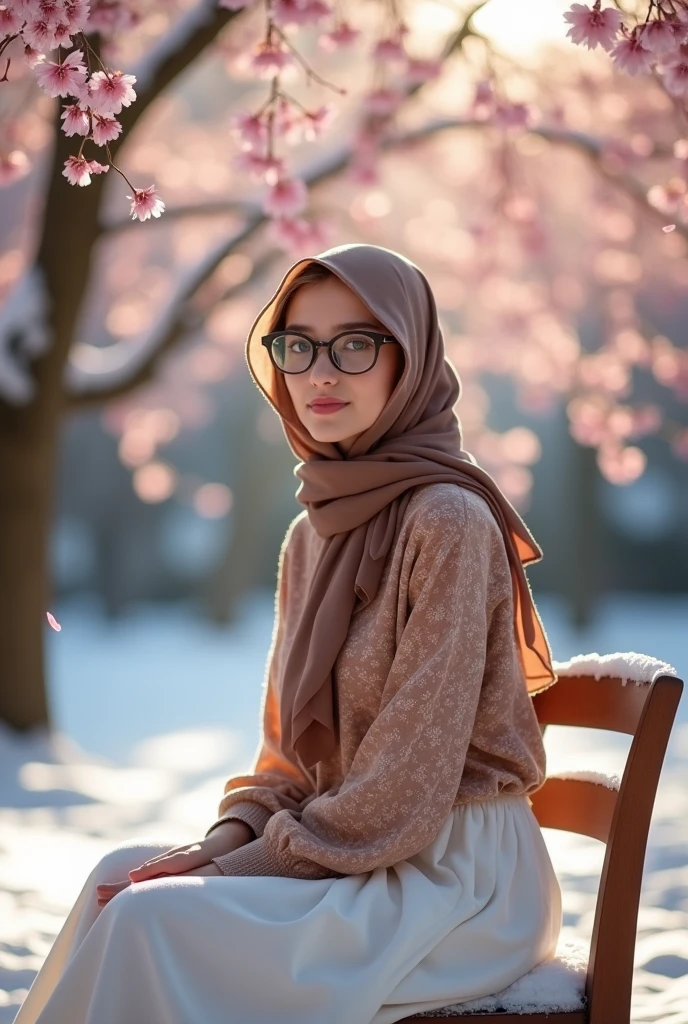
xmin=284 ymin=320 xmax=383 ymax=332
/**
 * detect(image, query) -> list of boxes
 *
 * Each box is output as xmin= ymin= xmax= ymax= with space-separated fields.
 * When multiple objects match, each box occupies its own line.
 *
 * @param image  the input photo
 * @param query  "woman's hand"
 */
xmin=96 ymin=820 xmax=254 ymax=907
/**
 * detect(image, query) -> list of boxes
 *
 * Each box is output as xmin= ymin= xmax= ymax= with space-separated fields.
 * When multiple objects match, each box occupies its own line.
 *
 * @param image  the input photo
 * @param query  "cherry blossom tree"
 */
xmin=0 ymin=0 xmax=687 ymax=730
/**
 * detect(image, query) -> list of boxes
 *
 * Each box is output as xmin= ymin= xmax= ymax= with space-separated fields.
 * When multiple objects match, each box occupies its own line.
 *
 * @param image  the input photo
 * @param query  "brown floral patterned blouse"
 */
xmin=209 ymin=482 xmax=547 ymax=880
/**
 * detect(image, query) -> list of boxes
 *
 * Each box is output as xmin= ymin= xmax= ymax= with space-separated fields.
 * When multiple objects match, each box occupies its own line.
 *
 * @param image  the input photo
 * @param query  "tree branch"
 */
xmin=64 ymin=144 xmax=356 ymax=407
xmin=113 ymin=1 xmax=242 ymax=148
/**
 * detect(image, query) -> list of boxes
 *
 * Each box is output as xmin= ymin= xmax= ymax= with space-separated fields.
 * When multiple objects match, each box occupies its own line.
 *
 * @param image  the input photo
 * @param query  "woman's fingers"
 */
xmin=128 ymin=846 xmax=203 ymax=882
xmin=97 ymin=870 xmax=170 ymax=906
xmin=96 ymin=863 xmax=221 ymax=907
xmin=96 ymin=879 xmax=131 ymax=906
xmin=131 ymin=842 xmax=198 ymax=870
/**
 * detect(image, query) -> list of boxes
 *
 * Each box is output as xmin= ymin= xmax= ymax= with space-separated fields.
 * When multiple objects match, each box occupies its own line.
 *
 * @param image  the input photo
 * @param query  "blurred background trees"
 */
xmin=1 ymin=0 xmax=687 ymax=731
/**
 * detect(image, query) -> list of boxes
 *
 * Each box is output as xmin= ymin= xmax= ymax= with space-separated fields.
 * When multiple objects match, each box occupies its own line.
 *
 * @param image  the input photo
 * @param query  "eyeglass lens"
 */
xmin=269 ymin=333 xmax=378 ymax=373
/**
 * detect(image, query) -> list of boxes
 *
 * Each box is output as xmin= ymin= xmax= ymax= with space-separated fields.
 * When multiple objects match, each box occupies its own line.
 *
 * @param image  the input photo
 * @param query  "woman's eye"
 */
xmin=345 ymin=337 xmax=373 ymax=351
xmin=288 ymin=341 xmax=310 ymax=353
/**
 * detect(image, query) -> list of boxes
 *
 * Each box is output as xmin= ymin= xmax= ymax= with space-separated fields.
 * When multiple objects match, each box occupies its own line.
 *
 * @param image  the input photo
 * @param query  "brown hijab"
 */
xmin=246 ymin=242 xmax=557 ymax=770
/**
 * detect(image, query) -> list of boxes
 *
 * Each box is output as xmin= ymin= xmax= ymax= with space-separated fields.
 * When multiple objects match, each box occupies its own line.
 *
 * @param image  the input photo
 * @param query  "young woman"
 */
xmin=14 ymin=243 xmax=562 ymax=1024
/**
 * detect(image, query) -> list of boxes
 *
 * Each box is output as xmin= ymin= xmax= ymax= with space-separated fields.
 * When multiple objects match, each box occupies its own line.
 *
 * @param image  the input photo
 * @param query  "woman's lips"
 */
xmin=309 ymin=400 xmax=349 ymax=415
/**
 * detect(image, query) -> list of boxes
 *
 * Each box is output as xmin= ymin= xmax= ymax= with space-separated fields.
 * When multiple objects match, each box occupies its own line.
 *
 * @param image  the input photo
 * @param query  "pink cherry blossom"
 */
xmin=470 ymin=79 xmax=495 ymax=120
xmin=63 ymin=0 xmax=91 ymax=33
xmin=563 ymin=2 xmax=623 ymax=51
xmin=23 ymin=18 xmax=60 ymax=51
xmin=23 ymin=44 xmax=46 ymax=69
xmin=492 ymin=100 xmax=537 ymax=132
xmin=0 ymin=149 xmax=31 ymax=186
xmin=272 ymin=98 xmax=302 ymax=142
xmin=126 ymin=184 xmax=165 ymax=221
xmin=302 ymin=104 xmax=335 ymax=140
xmin=269 ymin=214 xmax=331 ymax=253
xmin=229 ymin=111 xmax=268 ymax=148
xmin=262 ymin=175 xmax=307 ymax=217
xmin=87 ymin=2 xmax=137 ymax=34
xmin=639 ymin=17 xmax=680 ymax=54
xmin=272 ymin=0 xmax=329 ymax=28
xmin=660 ymin=53 xmax=688 ymax=97
xmin=318 ymin=20 xmax=360 ymax=51
xmin=373 ymin=37 xmax=406 ymax=63
xmin=34 ymin=49 xmax=87 ymax=98
xmin=403 ymin=57 xmax=442 ymax=85
xmin=60 ymin=103 xmax=90 ymax=136
xmin=92 ymin=113 xmax=122 ymax=144
xmin=62 ymin=154 xmax=109 ymax=186
xmin=52 ymin=20 xmax=78 ymax=46
xmin=0 ymin=6 xmax=22 ymax=33
xmin=233 ymin=150 xmax=285 ymax=179
xmin=610 ymin=33 xmax=656 ymax=75
xmin=35 ymin=1 xmax=63 ymax=25
xmin=87 ymin=69 xmax=137 ymax=115
xmin=647 ymin=178 xmax=686 ymax=214
xmin=251 ymin=41 xmax=292 ymax=76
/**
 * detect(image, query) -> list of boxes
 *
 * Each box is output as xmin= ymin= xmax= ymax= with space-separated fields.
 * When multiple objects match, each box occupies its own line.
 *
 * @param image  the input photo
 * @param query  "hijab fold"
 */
xmin=245 ymin=243 xmax=557 ymax=770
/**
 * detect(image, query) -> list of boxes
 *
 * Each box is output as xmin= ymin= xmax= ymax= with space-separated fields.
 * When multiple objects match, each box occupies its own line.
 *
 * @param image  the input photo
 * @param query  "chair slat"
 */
xmin=529 ymin=777 xmax=617 ymax=843
xmin=533 ymin=675 xmax=648 ymax=735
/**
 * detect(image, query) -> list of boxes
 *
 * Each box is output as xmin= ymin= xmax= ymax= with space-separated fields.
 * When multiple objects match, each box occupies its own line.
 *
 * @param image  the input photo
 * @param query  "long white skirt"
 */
xmin=13 ymin=793 xmax=562 ymax=1024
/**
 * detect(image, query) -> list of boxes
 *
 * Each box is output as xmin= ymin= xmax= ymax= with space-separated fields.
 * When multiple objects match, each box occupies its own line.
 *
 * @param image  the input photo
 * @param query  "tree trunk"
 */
xmin=0 ymin=408 xmax=58 ymax=729
xmin=0 ymin=107 xmax=102 ymax=729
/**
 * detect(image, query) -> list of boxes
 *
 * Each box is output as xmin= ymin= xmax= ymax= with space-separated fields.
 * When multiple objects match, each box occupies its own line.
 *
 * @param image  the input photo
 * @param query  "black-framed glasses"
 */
xmin=261 ymin=329 xmax=398 ymax=375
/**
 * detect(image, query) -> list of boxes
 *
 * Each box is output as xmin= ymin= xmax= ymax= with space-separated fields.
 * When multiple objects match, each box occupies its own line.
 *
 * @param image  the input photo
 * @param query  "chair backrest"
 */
xmin=530 ymin=671 xmax=683 ymax=1024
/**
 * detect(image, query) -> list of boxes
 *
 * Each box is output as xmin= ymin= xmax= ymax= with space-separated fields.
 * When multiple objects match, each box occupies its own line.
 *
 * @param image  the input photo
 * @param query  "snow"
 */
xmin=416 ymin=939 xmax=590 ymax=1015
xmin=0 ymin=268 xmax=51 ymax=406
xmin=553 ymin=650 xmax=679 ymax=685
xmin=1 ymin=591 xmax=686 ymax=1022
xmin=549 ymin=769 xmax=621 ymax=790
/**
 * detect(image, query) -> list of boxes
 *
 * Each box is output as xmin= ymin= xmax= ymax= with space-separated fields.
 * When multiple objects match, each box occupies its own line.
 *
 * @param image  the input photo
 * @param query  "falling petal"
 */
xmin=46 ymin=611 xmax=62 ymax=632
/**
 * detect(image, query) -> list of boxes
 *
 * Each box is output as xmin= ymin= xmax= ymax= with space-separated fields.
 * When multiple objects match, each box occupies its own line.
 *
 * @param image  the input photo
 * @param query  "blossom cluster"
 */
xmin=0 ymin=0 xmax=445 ymax=240
xmin=224 ymin=1 xmax=361 ymax=249
xmin=0 ymin=0 xmax=162 ymax=219
xmin=564 ymin=1 xmax=688 ymax=228
xmin=564 ymin=0 xmax=688 ymax=88
xmin=224 ymin=2 xmax=441 ymax=250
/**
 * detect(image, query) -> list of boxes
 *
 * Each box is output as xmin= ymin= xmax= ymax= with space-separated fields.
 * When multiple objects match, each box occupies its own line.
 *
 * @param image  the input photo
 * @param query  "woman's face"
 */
xmin=282 ymin=276 xmax=404 ymax=454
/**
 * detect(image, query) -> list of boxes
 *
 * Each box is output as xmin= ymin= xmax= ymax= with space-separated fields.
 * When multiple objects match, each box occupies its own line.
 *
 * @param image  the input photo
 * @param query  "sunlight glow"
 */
xmin=469 ymin=0 xmax=575 ymax=61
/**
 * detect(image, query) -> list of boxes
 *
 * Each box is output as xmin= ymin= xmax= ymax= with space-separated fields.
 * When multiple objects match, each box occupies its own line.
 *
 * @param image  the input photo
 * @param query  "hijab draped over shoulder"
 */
xmin=245 ymin=242 xmax=557 ymax=771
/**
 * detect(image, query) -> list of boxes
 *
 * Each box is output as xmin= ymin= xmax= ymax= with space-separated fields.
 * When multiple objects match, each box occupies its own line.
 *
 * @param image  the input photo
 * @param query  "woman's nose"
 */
xmin=309 ymin=346 xmax=338 ymax=384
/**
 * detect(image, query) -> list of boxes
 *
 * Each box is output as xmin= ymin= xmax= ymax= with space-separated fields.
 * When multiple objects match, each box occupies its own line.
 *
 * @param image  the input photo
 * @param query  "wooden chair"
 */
xmin=399 ymin=662 xmax=683 ymax=1024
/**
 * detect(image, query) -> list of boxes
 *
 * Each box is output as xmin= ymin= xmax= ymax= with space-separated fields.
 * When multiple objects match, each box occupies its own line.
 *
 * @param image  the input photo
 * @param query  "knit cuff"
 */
xmin=206 ymin=801 xmax=274 ymax=840
xmin=211 ymin=835 xmax=292 ymax=877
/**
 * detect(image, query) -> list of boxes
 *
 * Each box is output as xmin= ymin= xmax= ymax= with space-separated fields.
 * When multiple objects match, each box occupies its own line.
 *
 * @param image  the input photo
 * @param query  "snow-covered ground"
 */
xmin=1 ymin=591 xmax=686 ymax=1023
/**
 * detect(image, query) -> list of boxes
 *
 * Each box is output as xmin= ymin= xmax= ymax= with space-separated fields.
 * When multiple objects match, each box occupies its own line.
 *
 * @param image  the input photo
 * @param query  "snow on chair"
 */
xmin=404 ymin=651 xmax=683 ymax=1024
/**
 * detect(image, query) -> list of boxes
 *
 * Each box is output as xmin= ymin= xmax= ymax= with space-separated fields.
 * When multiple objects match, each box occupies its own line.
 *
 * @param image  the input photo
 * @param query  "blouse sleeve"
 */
xmin=212 ymin=488 xmax=505 ymax=879
xmin=205 ymin=523 xmax=315 ymax=841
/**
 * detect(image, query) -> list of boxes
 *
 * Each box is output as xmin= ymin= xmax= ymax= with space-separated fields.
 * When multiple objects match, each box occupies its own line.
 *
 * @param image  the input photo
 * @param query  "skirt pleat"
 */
xmin=13 ymin=793 xmax=562 ymax=1024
